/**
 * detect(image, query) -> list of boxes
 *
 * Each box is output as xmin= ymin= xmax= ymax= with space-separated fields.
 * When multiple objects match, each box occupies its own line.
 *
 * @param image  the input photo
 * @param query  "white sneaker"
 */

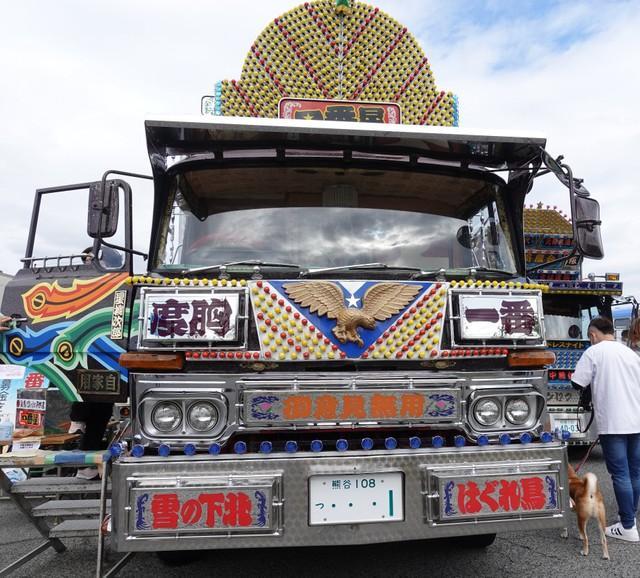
xmin=605 ymin=522 xmax=640 ymax=542
xmin=75 ymin=467 xmax=99 ymax=480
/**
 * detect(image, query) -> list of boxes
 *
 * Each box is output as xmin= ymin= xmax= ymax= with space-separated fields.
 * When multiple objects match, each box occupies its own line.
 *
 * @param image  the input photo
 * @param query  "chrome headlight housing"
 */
xmin=151 ymin=401 xmax=182 ymax=432
xmin=187 ymin=401 xmax=219 ymax=432
xmin=505 ymin=397 xmax=531 ymax=425
xmin=473 ymin=398 xmax=501 ymax=426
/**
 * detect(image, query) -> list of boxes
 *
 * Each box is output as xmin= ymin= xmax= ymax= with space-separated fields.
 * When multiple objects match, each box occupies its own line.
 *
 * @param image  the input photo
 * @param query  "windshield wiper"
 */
xmin=302 ymin=263 xmax=422 ymax=278
xmin=181 ymin=260 xmax=303 ymax=275
xmin=412 ymin=267 xmax=515 ymax=280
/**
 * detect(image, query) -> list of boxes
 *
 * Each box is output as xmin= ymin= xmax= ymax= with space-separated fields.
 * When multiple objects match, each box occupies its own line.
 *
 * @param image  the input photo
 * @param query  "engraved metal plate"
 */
xmin=243 ymin=388 xmax=460 ymax=425
xmin=140 ymin=289 xmax=242 ymax=343
xmin=459 ymin=295 xmax=542 ymax=340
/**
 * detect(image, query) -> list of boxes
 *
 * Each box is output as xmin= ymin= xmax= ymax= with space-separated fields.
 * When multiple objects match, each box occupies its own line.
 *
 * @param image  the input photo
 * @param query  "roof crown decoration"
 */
xmin=210 ymin=0 xmax=458 ymax=126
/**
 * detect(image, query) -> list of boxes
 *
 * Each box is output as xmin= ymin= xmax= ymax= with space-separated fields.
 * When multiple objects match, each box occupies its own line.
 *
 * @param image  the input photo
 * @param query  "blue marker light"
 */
xmin=477 ymin=435 xmax=489 ymax=446
xmin=432 ymin=435 xmax=445 ymax=448
xmin=499 ymin=433 xmax=511 ymax=446
xmin=520 ymin=432 xmax=533 ymax=445
xmin=259 ymin=441 xmax=272 ymax=454
xmin=384 ymin=437 xmax=398 ymax=450
xmin=540 ymin=431 xmax=553 ymax=443
xmin=561 ymin=429 xmax=571 ymax=441
xmin=336 ymin=438 xmax=349 ymax=452
xmin=454 ymin=435 xmax=466 ymax=448
xmin=208 ymin=443 xmax=222 ymax=455
xmin=284 ymin=440 xmax=298 ymax=453
xmin=158 ymin=443 xmax=171 ymax=457
xmin=234 ymin=441 xmax=247 ymax=454
xmin=109 ymin=444 xmax=123 ymax=459
xmin=361 ymin=437 xmax=374 ymax=450
xmin=131 ymin=444 xmax=145 ymax=458
xmin=409 ymin=436 xmax=422 ymax=449
xmin=184 ymin=443 xmax=197 ymax=456
xmin=310 ymin=439 xmax=324 ymax=452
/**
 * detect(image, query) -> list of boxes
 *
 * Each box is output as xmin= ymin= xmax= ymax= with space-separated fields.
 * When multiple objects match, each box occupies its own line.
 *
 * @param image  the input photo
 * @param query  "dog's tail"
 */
xmin=584 ymin=472 xmax=598 ymax=499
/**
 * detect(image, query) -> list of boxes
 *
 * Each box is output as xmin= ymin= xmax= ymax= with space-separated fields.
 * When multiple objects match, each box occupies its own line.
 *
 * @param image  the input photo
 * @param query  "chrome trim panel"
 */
xmin=131 ymin=370 xmax=548 ymax=447
xmin=111 ymin=444 xmax=567 ymax=552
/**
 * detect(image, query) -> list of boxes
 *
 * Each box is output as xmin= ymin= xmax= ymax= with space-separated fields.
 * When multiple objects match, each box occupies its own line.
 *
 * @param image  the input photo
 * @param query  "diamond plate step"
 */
xmin=31 ymin=498 xmax=111 ymax=517
xmin=11 ymin=476 xmax=109 ymax=496
xmin=49 ymin=518 xmax=100 ymax=538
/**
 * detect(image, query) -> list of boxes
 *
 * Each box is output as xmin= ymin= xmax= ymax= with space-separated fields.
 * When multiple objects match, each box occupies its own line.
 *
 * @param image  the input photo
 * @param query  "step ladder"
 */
xmin=0 ymin=450 xmax=118 ymax=577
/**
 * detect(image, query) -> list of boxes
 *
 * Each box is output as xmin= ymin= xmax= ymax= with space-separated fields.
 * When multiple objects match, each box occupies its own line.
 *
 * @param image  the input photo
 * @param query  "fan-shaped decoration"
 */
xmin=213 ymin=0 xmax=458 ymax=126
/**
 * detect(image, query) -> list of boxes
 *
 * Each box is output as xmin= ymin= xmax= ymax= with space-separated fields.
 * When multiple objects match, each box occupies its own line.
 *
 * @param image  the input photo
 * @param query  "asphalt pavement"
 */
xmin=1 ymin=445 xmax=639 ymax=578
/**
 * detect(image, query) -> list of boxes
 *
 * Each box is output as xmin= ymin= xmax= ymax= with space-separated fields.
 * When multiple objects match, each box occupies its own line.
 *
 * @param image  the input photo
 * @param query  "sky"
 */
xmin=1 ymin=0 xmax=638 ymax=297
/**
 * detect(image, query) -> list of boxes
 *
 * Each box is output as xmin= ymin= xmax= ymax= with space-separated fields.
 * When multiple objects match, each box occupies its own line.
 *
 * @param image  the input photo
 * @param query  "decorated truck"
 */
xmin=0 ymin=0 xmax=609 ymax=556
xmin=523 ymin=205 xmax=622 ymax=444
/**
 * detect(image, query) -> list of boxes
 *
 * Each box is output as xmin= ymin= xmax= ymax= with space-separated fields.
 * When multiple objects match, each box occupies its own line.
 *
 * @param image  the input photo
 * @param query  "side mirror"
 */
xmin=573 ymin=195 xmax=604 ymax=259
xmin=88 ymin=180 xmax=119 ymax=238
xmin=540 ymin=148 xmax=604 ymax=260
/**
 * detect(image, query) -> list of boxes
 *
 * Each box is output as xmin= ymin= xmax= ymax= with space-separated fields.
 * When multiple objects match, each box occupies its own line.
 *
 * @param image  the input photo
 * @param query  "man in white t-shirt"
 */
xmin=572 ymin=316 xmax=640 ymax=542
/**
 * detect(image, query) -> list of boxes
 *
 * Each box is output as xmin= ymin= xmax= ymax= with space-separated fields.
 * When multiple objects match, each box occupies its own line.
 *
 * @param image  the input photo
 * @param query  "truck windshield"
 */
xmin=156 ymin=166 xmax=517 ymax=274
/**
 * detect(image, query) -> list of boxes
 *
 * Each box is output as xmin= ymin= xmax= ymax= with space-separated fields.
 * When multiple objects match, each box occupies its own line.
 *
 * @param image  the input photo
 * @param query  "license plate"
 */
xmin=309 ymin=472 xmax=404 ymax=525
xmin=547 ymin=390 xmax=580 ymax=405
xmin=552 ymin=418 xmax=581 ymax=433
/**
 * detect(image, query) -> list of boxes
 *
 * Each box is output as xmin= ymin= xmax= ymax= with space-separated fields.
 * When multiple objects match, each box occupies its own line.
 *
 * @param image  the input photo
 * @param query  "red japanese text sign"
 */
xmin=132 ymin=485 xmax=272 ymax=534
xmin=439 ymin=473 xmax=560 ymax=520
xmin=279 ymin=98 xmax=401 ymax=124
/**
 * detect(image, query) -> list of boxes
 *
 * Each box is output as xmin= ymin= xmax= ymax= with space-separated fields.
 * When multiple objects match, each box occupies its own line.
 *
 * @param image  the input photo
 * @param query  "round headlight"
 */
xmin=474 ymin=398 xmax=501 ymax=426
xmin=505 ymin=397 xmax=530 ymax=425
xmin=151 ymin=402 xmax=182 ymax=432
xmin=187 ymin=401 xmax=219 ymax=432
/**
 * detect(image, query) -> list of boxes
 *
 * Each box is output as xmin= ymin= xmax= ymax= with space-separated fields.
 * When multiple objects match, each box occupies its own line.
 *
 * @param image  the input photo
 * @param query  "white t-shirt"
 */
xmin=572 ymin=339 xmax=640 ymax=434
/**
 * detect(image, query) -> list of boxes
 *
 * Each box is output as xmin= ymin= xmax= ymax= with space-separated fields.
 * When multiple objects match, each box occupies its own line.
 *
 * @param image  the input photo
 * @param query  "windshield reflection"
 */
xmin=161 ymin=205 xmax=516 ymax=273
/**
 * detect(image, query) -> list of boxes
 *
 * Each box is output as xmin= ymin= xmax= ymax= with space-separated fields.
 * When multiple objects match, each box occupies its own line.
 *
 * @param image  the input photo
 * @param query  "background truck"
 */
xmin=0 ymin=0 xmax=609 ymax=560
xmin=523 ymin=204 xmax=623 ymax=443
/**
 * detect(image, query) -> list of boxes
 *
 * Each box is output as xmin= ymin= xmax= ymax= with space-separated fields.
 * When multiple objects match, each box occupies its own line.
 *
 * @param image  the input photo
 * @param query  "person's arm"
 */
xmin=570 ymin=349 xmax=593 ymax=390
xmin=0 ymin=315 xmax=12 ymax=332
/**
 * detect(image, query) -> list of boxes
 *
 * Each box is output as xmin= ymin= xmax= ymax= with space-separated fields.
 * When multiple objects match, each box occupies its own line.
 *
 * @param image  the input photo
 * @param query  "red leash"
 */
xmin=574 ymin=437 xmax=599 ymax=473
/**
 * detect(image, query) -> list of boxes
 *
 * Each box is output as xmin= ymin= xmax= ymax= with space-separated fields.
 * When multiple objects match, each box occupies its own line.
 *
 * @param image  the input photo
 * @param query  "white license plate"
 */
xmin=553 ymin=418 xmax=581 ymax=433
xmin=309 ymin=472 xmax=403 ymax=525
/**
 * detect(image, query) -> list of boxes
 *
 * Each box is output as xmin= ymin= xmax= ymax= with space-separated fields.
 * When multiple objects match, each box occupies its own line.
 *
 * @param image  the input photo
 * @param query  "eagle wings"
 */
xmin=283 ymin=281 xmax=421 ymax=346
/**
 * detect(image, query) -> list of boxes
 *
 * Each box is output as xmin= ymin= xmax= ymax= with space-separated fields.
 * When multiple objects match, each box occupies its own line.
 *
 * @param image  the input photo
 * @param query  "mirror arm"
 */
xmin=101 ymin=238 xmax=148 ymax=260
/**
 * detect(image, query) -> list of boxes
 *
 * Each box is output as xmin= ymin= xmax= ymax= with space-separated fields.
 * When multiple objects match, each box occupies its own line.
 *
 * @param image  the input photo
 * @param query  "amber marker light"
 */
xmin=119 ymin=353 xmax=184 ymax=371
xmin=507 ymin=351 xmax=556 ymax=368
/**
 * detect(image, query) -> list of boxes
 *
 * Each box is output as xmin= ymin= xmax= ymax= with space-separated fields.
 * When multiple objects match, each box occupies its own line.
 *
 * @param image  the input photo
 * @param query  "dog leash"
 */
xmin=574 ymin=437 xmax=599 ymax=473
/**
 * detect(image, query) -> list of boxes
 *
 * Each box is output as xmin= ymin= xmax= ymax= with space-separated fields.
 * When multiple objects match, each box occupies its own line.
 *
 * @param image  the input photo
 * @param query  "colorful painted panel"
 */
xmin=244 ymin=388 xmax=459 ymax=424
xmin=1 ymin=273 xmax=133 ymax=402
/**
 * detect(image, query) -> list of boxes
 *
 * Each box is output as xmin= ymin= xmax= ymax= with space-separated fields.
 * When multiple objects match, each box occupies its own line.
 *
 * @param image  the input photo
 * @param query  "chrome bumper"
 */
xmin=111 ymin=443 xmax=568 ymax=552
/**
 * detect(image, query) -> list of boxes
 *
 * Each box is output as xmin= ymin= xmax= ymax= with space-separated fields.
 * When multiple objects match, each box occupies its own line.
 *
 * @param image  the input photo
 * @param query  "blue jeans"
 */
xmin=600 ymin=434 xmax=640 ymax=529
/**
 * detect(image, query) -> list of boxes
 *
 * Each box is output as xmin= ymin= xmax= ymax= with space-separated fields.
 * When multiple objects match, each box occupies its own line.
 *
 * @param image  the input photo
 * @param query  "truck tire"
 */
xmin=457 ymin=533 xmax=497 ymax=548
xmin=156 ymin=550 xmax=204 ymax=565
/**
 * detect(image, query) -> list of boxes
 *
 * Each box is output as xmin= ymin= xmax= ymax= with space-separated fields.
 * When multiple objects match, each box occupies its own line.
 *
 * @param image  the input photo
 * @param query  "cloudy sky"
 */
xmin=1 ymin=0 xmax=638 ymax=296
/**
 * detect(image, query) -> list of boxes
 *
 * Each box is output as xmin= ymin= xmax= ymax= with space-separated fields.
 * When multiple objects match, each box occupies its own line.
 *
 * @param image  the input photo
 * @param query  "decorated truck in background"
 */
xmin=523 ymin=205 xmax=622 ymax=444
xmin=0 ymin=0 xmax=610 ymax=555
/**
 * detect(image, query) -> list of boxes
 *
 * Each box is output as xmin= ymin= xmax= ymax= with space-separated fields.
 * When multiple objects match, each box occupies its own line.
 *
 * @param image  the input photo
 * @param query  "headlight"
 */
xmin=187 ymin=401 xmax=219 ymax=432
xmin=505 ymin=397 xmax=530 ymax=425
xmin=473 ymin=398 xmax=501 ymax=426
xmin=151 ymin=401 xmax=182 ymax=432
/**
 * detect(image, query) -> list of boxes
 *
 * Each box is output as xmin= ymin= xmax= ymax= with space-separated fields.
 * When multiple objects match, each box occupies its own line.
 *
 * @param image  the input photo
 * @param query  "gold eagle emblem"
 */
xmin=283 ymin=282 xmax=421 ymax=347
